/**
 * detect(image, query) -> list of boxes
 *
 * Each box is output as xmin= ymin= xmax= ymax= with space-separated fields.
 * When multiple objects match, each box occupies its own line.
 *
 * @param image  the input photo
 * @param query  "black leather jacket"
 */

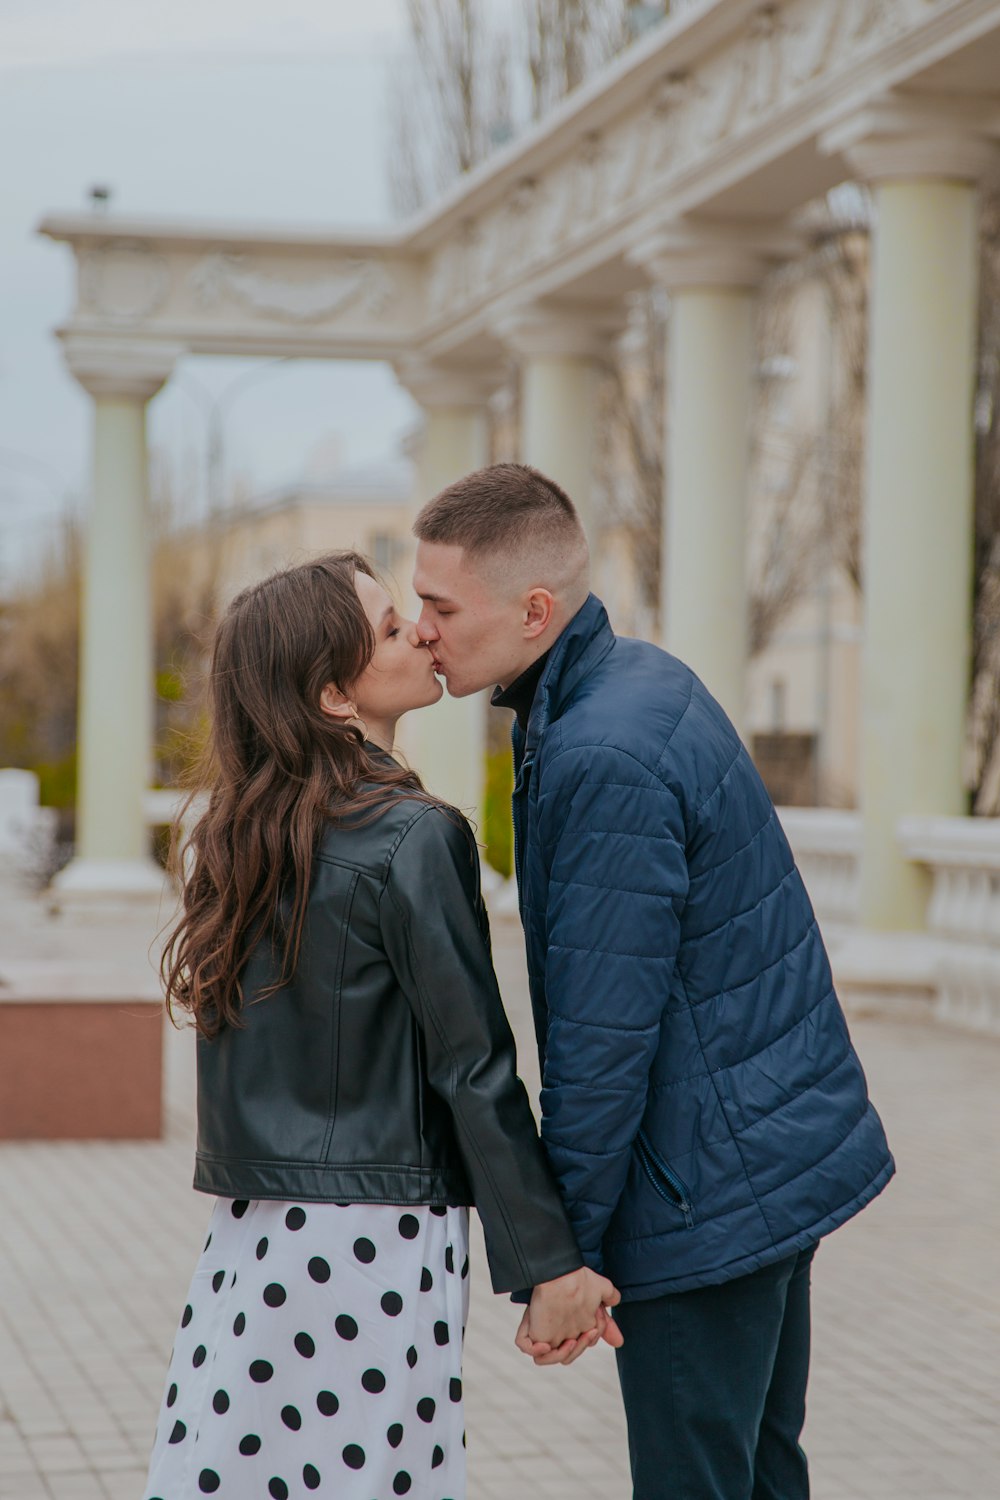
xmin=194 ymin=788 xmax=582 ymax=1295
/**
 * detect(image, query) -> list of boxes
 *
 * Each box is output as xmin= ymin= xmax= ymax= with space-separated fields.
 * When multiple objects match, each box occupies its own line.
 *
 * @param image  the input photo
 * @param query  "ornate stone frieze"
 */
xmin=188 ymin=252 xmax=396 ymax=323
xmin=421 ymin=0 xmax=958 ymax=334
xmin=42 ymin=0 xmax=978 ymax=365
xmin=79 ymin=242 xmax=170 ymax=325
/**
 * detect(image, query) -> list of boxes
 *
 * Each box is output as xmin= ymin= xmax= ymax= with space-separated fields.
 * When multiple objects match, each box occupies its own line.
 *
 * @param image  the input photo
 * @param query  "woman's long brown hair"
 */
xmin=161 ymin=551 xmax=431 ymax=1038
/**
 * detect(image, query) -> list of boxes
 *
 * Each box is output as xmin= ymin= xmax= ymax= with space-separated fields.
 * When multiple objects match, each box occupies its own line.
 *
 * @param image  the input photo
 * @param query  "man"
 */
xmin=412 ymin=463 xmax=894 ymax=1500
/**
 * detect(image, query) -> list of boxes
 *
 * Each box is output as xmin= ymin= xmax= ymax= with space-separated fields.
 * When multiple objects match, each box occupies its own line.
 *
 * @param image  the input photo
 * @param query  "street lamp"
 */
xmin=171 ymin=357 xmax=294 ymax=518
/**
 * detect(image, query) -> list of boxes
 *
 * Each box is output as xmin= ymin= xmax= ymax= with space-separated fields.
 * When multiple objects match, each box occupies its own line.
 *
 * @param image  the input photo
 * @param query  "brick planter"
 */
xmin=0 ymin=965 xmax=164 ymax=1140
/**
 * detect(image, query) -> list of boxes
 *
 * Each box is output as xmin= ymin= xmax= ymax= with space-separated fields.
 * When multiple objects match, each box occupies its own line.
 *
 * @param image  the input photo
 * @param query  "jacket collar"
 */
xmin=520 ymin=593 xmax=615 ymax=756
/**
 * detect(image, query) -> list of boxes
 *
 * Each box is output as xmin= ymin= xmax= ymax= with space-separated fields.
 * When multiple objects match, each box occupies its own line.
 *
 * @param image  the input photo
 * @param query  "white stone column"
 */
xmin=823 ymin=112 xmax=998 ymax=929
xmin=394 ymin=359 xmax=500 ymax=820
xmin=633 ymin=228 xmax=789 ymax=734
xmin=54 ymin=339 xmax=177 ymax=905
xmin=494 ymin=304 xmax=623 ymax=551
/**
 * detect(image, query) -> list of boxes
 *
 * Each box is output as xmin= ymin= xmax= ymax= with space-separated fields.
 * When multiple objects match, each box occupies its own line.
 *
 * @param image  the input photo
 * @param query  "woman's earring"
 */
xmin=347 ymin=713 xmax=369 ymax=743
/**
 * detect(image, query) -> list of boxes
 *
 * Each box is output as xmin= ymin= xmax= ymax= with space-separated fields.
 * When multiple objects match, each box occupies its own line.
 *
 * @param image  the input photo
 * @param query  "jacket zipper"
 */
xmin=636 ymin=1130 xmax=694 ymax=1228
xmin=511 ymin=751 xmax=533 ymax=910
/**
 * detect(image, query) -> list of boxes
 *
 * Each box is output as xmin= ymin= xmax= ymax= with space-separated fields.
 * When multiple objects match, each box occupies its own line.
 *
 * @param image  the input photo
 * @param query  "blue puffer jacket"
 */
xmin=510 ymin=594 xmax=894 ymax=1301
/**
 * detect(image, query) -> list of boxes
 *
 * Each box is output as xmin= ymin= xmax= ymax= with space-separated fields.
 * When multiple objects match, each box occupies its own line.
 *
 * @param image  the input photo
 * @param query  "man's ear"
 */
xmin=320 ymin=683 xmax=357 ymax=722
xmin=524 ymin=589 xmax=556 ymax=639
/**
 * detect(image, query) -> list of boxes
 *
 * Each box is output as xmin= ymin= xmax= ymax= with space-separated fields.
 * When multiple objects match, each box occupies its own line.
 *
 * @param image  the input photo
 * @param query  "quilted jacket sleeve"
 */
xmin=379 ymin=804 xmax=583 ymax=1296
xmin=536 ymin=742 xmax=689 ymax=1271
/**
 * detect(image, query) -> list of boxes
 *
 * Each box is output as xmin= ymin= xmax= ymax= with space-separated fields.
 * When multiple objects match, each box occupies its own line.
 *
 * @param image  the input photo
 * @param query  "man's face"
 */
xmin=413 ymin=541 xmax=529 ymax=697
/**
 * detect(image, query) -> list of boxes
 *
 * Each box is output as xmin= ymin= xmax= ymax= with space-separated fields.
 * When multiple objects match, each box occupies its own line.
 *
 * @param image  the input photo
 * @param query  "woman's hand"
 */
xmin=513 ymin=1267 xmax=624 ymax=1365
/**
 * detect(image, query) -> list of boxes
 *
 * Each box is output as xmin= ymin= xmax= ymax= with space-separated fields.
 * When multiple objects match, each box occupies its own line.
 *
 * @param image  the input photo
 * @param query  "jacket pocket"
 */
xmin=636 ymin=1130 xmax=695 ymax=1228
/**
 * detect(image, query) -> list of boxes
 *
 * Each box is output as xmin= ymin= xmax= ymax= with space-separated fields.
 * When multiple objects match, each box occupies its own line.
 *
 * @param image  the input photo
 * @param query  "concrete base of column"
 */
xmin=50 ymin=856 xmax=171 ymax=917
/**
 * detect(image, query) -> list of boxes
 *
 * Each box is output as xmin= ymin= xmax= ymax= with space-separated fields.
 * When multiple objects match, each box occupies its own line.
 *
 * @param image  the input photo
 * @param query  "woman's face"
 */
xmin=350 ymin=570 xmax=443 ymax=724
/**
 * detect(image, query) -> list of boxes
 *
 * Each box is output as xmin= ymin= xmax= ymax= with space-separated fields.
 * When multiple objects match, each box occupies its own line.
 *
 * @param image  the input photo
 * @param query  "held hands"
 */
xmin=514 ymin=1266 xmax=624 ymax=1367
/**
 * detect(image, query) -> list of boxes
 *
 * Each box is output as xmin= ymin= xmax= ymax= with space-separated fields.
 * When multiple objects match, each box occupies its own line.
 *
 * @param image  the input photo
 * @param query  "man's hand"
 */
xmin=512 ymin=1267 xmax=624 ymax=1365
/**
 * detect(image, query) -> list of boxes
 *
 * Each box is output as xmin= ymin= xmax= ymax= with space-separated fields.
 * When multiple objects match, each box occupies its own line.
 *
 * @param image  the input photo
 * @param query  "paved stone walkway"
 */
xmin=0 ymin=888 xmax=997 ymax=1499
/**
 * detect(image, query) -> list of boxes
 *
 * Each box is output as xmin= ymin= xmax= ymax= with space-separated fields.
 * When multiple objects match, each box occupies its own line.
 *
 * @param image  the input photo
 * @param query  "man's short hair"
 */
xmin=413 ymin=463 xmax=589 ymax=593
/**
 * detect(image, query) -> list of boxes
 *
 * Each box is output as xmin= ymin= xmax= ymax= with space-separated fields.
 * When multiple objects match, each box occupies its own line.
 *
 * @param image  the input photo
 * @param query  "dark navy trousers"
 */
xmin=614 ymin=1246 xmax=816 ymax=1500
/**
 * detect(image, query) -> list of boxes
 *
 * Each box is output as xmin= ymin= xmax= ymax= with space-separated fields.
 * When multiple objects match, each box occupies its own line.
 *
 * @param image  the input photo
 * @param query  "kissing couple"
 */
xmin=144 ymin=463 xmax=892 ymax=1500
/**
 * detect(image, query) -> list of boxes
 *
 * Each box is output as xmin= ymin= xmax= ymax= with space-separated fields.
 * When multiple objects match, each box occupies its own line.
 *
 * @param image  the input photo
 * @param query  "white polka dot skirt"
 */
xmin=143 ymin=1199 xmax=470 ymax=1499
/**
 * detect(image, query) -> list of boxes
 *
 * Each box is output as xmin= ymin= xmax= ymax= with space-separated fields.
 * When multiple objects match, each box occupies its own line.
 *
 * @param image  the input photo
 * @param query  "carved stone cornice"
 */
xmin=60 ymin=334 xmax=180 ymax=401
xmin=629 ymin=219 xmax=803 ymax=291
xmin=417 ymin=0 xmax=979 ymax=346
xmin=394 ymin=356 xmax=505 ymax=410
xmin=491 ymin=301 xmax=627 ymax=359
xmin=39 ymin=0 xmax=1000 ymax=366
xmin=821 ymin=94 xmax=1000 ymax=183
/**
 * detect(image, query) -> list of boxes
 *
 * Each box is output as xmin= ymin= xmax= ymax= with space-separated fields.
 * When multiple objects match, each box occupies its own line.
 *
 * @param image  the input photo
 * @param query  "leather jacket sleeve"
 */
xmin=378 ymin=804 xmax=583 ymax=1295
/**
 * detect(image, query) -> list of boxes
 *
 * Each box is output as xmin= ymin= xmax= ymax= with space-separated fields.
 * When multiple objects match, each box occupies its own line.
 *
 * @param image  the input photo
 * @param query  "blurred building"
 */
xmin=167 ymin=458 xmax=414 ymax=610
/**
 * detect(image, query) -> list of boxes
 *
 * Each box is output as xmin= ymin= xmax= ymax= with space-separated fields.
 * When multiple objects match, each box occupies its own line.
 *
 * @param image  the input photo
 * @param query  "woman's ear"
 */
xmin=319 ymin=683 xmax=358 ymax=723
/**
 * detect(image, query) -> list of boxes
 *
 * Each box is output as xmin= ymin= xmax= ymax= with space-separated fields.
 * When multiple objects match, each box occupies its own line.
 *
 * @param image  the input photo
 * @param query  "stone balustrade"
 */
xmin=774 ymin=809 xmax=1000 ymax=1033
xmin=899 ymin=815 xmax=1000 ymax=1032
xmin=776 ymin=807 xmax=862 ymax=929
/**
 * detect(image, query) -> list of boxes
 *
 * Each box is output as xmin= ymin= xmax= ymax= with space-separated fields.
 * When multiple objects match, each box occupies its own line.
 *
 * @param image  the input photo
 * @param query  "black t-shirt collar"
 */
xmin=491 ymin=651 xmax=551 ymax=733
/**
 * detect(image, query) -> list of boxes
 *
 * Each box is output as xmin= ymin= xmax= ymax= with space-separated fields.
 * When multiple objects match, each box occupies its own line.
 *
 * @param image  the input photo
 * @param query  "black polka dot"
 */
xmin=231 ymin=1200 xmax=249 ymax=1218
xmin=233 ymin=1312 xmax=246 ymax=1337
xmin=316 ymin=1391 xmax=339 ymax=1417
xmin=181 ymin=1304 xmax=193 ymax=1328
xmin=393 ymin=1473 xmax=412 ymax=1495
xmin=198 ymin=1471 xmax=220 ymax=1494
xmin=263 ymin=1283 xmax=287 ymax=1308
xmin=308 ymin=1256 xmax=331 ymax=1284
xmin=256 ymin=1237 xmax=269 ymax=1260
xmin=294 ymin=1331 xmax=315 ymax=1358
xmin=398 ymin=1214 xmax=419 ymax=1240
xmin=387 ymin=1422 xmax=403 ymax=1449
xmin=249 ymin=1360 xmax=273 ymax=1383
xmin=231 ymin=1272 xmax=238 ymax=1287
xmin=192 ymin=1345 xmax=207 ymax=1368
xmin=353 ymin=1236 xmax=377 ymax=1264
xmin=445 ymin=1246 xmax=455 ymax=1273
xmin=212 ymin=1270 xmax=225 ymax=1293
xmin=212 ymin=1389 xmax=229 ymax=1415
xmin=166 ymin=1383 xmax=178 ymax=1408
xmin=303 ymin=1465 xmax=320 ymax=1491
xmin=268 ymin=1480 xmax=288 ymax=1500
xmin=430 ymin=1205 xmax=447 ymax=1217
xmin=420 ymin=1267 xmax=433 ymax=1292
xmin=239 ymin=1434 xmax=261 ymax=1456
xmin=168 ymin=1420 xmax=186 ymax=1444
xmin=449 ymin=1377 xmax=462 ymax=1402
xmin=335 ymin=1314 xmax=358 ymax=1341
xmin=434 ymin=1320 xmax=450 ymax=1346
xmin=342 ymin=1444 xmax=366 ymax=1470
xmin=432 ymin=1444 xmax=445 ymax=1468
xmin=461 ymin=1254 xmax=470 ymax=1279
xmin=406 ymin=1345 xmax=418 ymax=1369
xmin=417 ymin=1397 xmax=436 ymax=1423
xmin=381 ymin=1291 xmax=403 ymax=1317
xmin=204 ymin=1233 xmax=213 ymax=1251
xmin=285 ymin=1207 xmax=306 ymax=1231
xmin=361 ymin=1368 xmax=386 ymax=1394
xmin=281 ymin=1405 xmax=302 ymax=1432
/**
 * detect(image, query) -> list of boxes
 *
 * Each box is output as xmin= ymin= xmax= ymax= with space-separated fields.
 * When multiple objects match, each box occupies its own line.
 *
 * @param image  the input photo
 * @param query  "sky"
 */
xmin=0 ymin=0 xmax=422 ymax=583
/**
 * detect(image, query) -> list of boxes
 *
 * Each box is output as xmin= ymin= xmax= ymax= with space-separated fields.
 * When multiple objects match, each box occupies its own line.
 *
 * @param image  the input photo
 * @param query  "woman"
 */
xmin=144 ymin=552 xmax=614 ymax=1500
